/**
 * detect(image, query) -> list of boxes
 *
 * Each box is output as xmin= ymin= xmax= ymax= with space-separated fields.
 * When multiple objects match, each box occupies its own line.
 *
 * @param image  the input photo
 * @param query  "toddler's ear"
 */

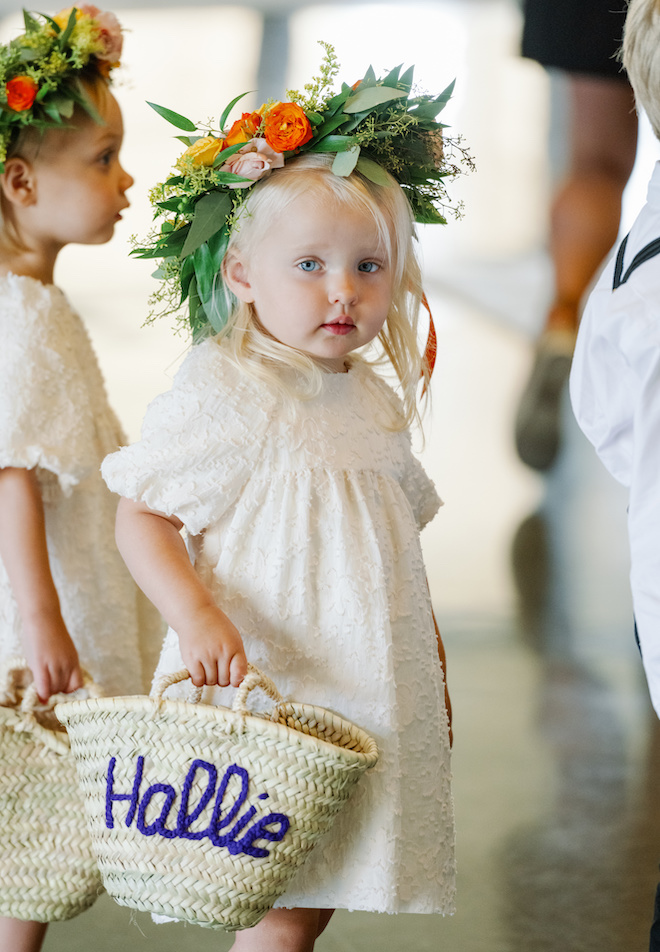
xmin=1 ymin=157 xmax=37 ymax=207
xmin=224 ymin=253 xmax=255 ymax=303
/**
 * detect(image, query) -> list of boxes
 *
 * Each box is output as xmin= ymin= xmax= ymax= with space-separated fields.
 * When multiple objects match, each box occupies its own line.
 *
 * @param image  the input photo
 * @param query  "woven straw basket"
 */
xmin=0 ymin=657 xmax=104 ymax=922
xmin=56 ymin=664 xmax=379 ymax=931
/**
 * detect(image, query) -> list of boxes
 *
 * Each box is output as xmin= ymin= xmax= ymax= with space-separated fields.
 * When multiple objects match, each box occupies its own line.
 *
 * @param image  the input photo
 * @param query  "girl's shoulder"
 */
xmin=0 ymin=271 xmax=64 ymax=308
xmin=175 ymin=337 xmax=274 ymax=410
xmin=350 ymin=359 xmax=408 ymax=426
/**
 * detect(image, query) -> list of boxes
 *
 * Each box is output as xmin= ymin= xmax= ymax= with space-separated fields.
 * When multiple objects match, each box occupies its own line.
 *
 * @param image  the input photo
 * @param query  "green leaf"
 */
xmin=175 ymin=135 xmax=203 ymax=146
xmin=219 ymin=90 xmax=252 ymax=130
xmin=307 ymin=134 xmax=356 ymax=154
xmin=155 ymin=196 xmax=184 ymax=212
xmin=212 ymin=171 xmax=254 ymax=186
xmin=147 ymin=102 xmax=197 ymax=132
xmin=212 ymin=141 xmax=243 ymax=165
xmin=344 ymin=85 xmax=408 ymax=114
xmin=192 ymin=225 xmax=232 ymax=332
xmin=41 ymin=99 xmax=67 ymax=123
xmin=332 ymin=145 xmax=360 ymax=177
xmin=313 ymin=113 xmax=350 ymax=139
xmin=23 ymin=10 xmax=41 ymax=32
xmin=398 ymin=65 xmax=415 ymax=92
xmin=133 ymin=225 xmax=189 ymax=259
xmin=356 ymin=156 xmax=393 ymax=186
xmin=381 ymin=64 xmax=402 ymax=87
xmin=179 ymin=253 xmax=196 ymax=304
xmin=57 ymin=8 xmax=78 ymax=50
xmin=180 ymin=190 xmax=231 ymax=258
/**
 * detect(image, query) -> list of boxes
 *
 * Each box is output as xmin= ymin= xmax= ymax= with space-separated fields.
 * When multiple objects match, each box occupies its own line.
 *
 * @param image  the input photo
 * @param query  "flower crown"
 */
xmin=133 ymin=43 xmax=473 ymax=341
xmin=0 ymin=5 xmax=123 ymax=170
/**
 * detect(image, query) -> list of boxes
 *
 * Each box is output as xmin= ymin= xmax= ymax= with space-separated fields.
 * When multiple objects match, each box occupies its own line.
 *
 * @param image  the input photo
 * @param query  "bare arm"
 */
xmin=0 ymin=466 xmax=82 ymax=700
xmin=115 ymin=496 xmax=247 ymax=688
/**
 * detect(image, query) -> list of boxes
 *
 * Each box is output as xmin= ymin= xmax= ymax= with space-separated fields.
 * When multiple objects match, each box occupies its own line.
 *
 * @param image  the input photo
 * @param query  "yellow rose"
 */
xmin=176 ymin=136 xmax=223 ymax=170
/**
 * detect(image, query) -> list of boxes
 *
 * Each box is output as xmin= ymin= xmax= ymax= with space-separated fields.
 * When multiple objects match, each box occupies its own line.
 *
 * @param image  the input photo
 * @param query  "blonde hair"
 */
xmin=216 ymin=153 xmax=429 ymax=429
xmin=622 ymin=0 xmax=660 ymax=139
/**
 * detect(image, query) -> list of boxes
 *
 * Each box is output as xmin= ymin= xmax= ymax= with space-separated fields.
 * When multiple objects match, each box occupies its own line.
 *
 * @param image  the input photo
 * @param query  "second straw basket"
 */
xmin=0 ymin=657 xmax=104 ymax=922
xmin=56 ymin=664 xmax=379 ymax=931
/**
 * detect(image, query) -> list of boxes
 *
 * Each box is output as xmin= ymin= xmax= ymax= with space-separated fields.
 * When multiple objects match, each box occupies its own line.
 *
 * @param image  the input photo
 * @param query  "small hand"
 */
xmin=22 ymin=612 xmax=83 ymax=702
xmin=178 ymin=604 xmax=247 ymax=689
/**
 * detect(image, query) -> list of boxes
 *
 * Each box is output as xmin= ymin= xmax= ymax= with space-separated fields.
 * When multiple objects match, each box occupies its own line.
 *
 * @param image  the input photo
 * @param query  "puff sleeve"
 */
xmin=0 ymin=276 xmax=109 ymax=493
xmin=400 ymin=442 xmax=442 ymax=532
xmin=102 ymin=341 xmax=274 ymax=536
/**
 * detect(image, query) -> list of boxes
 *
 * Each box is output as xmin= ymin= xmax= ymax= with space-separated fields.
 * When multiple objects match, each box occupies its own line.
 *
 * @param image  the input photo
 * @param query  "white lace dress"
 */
xmin=102 ymin=338 xmax=456 ymax=915
xmin=0 ymin=274 xmax=161 ymax=696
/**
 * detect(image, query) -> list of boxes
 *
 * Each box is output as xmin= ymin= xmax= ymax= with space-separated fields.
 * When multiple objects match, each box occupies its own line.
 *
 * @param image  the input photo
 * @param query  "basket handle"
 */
xmin=151 ymin=669 xmax=204 ymax=704
xmin=150 ymin=665 xmax=284 ymax=714
xmin=232 ymin=663 xmax=283 ymax=716
xmin=19 ymin=665 xmax=103 ymax=714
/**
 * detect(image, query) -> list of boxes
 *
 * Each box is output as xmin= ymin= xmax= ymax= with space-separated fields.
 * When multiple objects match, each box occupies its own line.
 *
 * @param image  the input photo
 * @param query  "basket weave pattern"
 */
xmin=0 ymin=658 xmax=103 ymax=922
xmin=57 ymin=665 xmax=379 ymax=931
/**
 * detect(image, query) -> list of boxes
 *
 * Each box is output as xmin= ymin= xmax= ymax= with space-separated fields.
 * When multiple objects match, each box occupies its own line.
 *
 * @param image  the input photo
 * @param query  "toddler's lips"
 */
xmin=323 ymin=320 xmax=355 ymax=336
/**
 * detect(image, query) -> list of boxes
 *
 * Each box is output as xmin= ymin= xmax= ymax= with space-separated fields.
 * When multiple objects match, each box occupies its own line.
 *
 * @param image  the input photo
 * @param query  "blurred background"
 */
xmin=1 ymin=0 xmax=659 ymax=949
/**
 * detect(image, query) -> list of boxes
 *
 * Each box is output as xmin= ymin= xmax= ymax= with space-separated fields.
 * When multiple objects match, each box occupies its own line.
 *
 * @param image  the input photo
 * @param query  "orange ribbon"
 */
xmin=421 ymin=292 xmax=437 ymax=393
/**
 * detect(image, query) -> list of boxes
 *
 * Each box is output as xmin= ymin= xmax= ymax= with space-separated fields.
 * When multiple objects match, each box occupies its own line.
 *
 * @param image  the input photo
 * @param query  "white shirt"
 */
xmin=571 ymin=161 xmax=660 ymax=718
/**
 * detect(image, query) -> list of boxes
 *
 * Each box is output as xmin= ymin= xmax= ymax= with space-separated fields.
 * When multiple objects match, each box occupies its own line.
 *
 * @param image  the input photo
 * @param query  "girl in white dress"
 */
xmin=103 ymin=61 xmax=468 ymax=951
xmin=0 ymin=9 xmax=160 ymax=950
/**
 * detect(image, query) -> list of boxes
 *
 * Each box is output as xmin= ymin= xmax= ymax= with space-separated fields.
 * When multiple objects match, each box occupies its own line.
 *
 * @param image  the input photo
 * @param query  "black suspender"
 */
xmin=613 ymin=232 xmax=660 ymax=290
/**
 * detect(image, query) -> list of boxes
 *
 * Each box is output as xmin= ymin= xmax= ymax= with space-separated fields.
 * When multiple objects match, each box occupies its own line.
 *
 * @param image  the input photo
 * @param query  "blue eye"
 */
xmin=358 ymin=261 xmax=380 ymax=273
xmin=298 ymin=260 xmax=319 ymax=272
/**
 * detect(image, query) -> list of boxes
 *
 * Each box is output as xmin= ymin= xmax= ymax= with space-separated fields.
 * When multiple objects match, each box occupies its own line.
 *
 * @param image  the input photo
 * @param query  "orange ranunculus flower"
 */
xmin=176 ymin=136 xmax=223 ymax=170
xmin=222 ymin=111 xmax=262 ymax=150
xmin=263 ymin=102 xmax=313 ymax=153
xmin=6 ymin=76 xmax=38 ymax=112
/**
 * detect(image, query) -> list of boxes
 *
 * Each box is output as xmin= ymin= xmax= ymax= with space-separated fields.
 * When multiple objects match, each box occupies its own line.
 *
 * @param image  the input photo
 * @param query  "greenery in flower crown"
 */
xmin=0 ymin=5 xmax=123 ymax=170
xmin=133 ymin=42 xmax=474 ymax=341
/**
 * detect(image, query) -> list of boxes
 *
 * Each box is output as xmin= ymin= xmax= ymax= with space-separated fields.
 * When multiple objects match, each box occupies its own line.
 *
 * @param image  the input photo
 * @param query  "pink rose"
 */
xmin=219 ymin=138 xmax=284 ymax=187
xmin=94 ymin=10 xmax=123 ymax=63
xmin=78 ymin=6 xmax=123 ymax=63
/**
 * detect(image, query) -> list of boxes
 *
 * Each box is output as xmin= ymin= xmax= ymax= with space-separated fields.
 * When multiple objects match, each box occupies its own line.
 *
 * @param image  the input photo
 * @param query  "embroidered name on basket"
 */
xmin=105 ymin=756 xmax=290 ymax=858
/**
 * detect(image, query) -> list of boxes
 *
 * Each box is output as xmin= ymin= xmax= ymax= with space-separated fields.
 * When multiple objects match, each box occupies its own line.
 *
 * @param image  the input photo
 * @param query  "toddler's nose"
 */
xmin=329 ymin=272 xmax=358 ymax=306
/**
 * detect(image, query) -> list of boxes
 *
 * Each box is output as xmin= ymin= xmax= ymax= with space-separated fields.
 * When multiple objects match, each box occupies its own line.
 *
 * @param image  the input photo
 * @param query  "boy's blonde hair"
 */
xmin=218 ymin=153 xmax=428 ymax=428
xmin=623 ymin=0 xmax=660 ymax=138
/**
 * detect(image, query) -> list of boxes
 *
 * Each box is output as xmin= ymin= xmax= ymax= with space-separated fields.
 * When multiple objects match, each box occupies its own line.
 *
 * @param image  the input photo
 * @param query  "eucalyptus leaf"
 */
xmin=180 ymin=191 xmax=231 ymax=258
xmin=398 ymin=65 xmax=415 ymax=91
xmin=147 ymin=102 xmax=197 ymax=132
xmin=332 ymin=145 xmax=360 ymax=177
xmin=356 ymin=156 xmax=393 ymax=186
xmin=344 ymin=86 xmax=408 ymax=114
xmin=175 ymin=135 xmax=202 ymax=146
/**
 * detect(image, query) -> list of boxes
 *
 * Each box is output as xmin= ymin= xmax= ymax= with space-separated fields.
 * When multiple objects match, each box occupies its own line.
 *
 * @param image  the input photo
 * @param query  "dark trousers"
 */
xmin=651 ymin=879 xmax=660 ymax=952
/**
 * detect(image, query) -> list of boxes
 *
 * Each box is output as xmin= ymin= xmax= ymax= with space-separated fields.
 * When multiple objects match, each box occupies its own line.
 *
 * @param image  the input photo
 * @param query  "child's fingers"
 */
xmin=229 ymin=652 xmax=248 ymax=687
xmin=32 ymin=668 xmax=52 ymax=703
xmin=65 ymin=665 xmax=84 ymax=695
